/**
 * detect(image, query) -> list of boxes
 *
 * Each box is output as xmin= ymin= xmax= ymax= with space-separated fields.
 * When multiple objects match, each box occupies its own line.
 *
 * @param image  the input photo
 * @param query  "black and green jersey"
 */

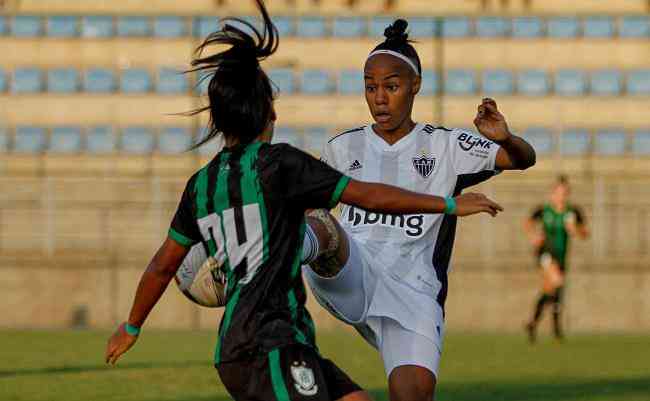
xmin=531 ymin=203 xmax=584 ymax=267
xmin=168 ymin=141 xmax=350 ymax=364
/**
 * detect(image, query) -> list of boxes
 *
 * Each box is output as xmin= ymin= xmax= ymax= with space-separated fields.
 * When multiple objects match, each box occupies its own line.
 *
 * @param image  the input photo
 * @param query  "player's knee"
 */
xmin=306 ymin=209 xmax=349 ymax=278
xmin=389 ymin=366 xmax=436 ymax=401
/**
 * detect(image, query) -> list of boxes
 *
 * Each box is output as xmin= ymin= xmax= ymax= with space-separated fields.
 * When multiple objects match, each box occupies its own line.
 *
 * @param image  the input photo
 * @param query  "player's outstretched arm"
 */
xmin=341 ymin=179 xmax=503 ymax=217
xmin=105 ymin=238 xmax=189 ymax=365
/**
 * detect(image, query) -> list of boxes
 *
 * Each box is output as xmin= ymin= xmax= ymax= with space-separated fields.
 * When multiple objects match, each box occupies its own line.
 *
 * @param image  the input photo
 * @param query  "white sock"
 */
xmin=301 ymin=224 xmax=320 ymax=264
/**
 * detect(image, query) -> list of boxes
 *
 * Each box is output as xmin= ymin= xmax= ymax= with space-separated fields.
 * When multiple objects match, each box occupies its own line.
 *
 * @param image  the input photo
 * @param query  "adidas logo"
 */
xmin=348 ymin=160 xmax=363 ymax=171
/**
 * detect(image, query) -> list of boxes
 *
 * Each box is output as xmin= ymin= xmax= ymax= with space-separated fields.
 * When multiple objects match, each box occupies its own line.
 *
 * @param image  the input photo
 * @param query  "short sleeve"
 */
xmin=168 ymin=179 xmax=202 ymax=248
xmin=319 ymin=140 xmax=340 ymax=170
xmin=448 ymin=129 xmax=500 ymax=175
xmin=573 ymin=206 xmax=586 ymax=225
xmin=530 ymin=206 xmax=544 ymax=221
xmin=280 ymin=144 xmax=350 ymax=209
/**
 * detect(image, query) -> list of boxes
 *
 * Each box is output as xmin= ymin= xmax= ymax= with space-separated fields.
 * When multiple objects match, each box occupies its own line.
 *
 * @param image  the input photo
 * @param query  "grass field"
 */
xmin=1 ymin=329 xmax=648 ymax=401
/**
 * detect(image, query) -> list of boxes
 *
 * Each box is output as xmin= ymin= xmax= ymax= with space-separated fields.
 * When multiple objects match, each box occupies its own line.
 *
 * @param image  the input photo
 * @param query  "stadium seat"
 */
xmin=0 ymin=126 xmax=7 ymax=152
xmin=522 ymin=127 xmax=554 ymax=155
xmin=517 ymin=70 xmax=548 ymax=96
xmin=547 ymin=17 xmax=580 ymax=38
xmin=153 ymin=16 xmax=186 ymax=38
xmin=619 ymin=16 xmax=650 ymax=38
xmin=300 ymin=70 xmax=332 ymax=95
xmin=0 ymin=68 xmax=6 ymax=92
xmin=512 ymin=17 xmax=543 ymax=38
xmin=11 ymin=68 xmax=43 ymax=93
xmin=120 ymin=69 xmax=152 ymax=93
xmin=194 ymin=70 xmax=212 ymax=95
xmin=332 ymin=17 xmax=366 ymax=38
xmin=272 ymin=126 xmax=303 ymax=149
xmin=420 ymin=70 xmax=439 ymax=96
xmin=555 ymin=70 xmax=587 ymax=96
xmin=271 ymin=16 xmax=294 ymax=37
xmin=442 ymin=17 xmax=471 ymax=38
xmin=121 ymin=127 xmax=154 ymax=154
xmin=408 ymin=17 xmax=437 ymax=39
xmin=303 ymin=126 xmax=328 ymax=153
xmin=444 ymin=70 xmax=476 ymax=95
xmin=14 ymin=126 xmax=46 ymax=153
xmin=481 ymin=70 xmax=514 ymax=95
xmin=47 ymin=68 xmax=79 ymax=93
xmin=84 ymin=68 xmax=115 ymax=93
xmin=46 ymin=16 xmax=78 ymax=37
xmin=159 ymin=127 xmax=192 ymax=154
xmin=81 ymin=16 xmax=114 ymax=38
xmin=632 ymin=130 xmax=650 ymax=155
xmin=297 ymin=16 xmax=327 ymax=38
xmin=583 ymin=17 xmax=614 ymax=38
xmin=268 ymin=68 xmax=294 ymax=95
xmin=227 ymin=17 xmax=261 ymax=38
xmin=369 ymin=17 xmax=393 ymax=38
xmin=50 ymin=126 xmax=82 ymax=153
xmin=559 ymin=129 xmax=590 ymax=155
xmin=117 ymin=16 xmax=150 ymax=37
xmin=157 ymin=68 xmax=188 ymax=94
xmin=626 ymin=70 xmax=650 ymax=95
xmin=590 ymin=70 xmax=622 ymax=96
xmin=595 ymin=130 xmax=627 ymax=155
xmin=476 ymin=17 xmax=509 ymax=38
xmin=11 ymin=16 xmax=42 ymax=37
xmin=0 ymin=16 xmax=6 ymax=35
xmin=337 ymin=70 xmax=364 ymax=95
xmin=193 ymin=16 xmax=219 ymax=38
xmin=87 ymin=126 xmax=116 ymax=154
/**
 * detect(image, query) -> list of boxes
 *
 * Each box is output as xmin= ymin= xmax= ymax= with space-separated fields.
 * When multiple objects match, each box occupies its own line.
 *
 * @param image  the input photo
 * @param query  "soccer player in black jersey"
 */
xmin=104 ymin=2 xmax=504 ymax=400
xmin=524 ymin=175 xmax=589 ymax=343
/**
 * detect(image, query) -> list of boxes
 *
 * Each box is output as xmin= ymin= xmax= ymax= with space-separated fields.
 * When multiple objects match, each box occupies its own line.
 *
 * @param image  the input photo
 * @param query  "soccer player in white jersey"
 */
xmin=303 ymin=20 xmax=536 ymax=401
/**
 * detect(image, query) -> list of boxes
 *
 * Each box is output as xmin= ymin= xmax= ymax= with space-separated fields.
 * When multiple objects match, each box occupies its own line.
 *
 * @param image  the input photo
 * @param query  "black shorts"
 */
xmin=537 ymin=250 xmax=566 ymax=272
xmin=216 ymin=345 xmax=362 ymax=401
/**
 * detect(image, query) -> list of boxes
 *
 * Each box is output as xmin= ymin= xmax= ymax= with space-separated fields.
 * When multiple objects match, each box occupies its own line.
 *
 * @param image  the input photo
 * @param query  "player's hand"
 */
xmin=473 ymin=98 xmax=511 ymax=143
xmin=454 ymin=193 xmax=503 ymax=217
xmin=530 ymin=234 xmax=545 ymax=248
xmin=105 ymin=322 xmax=138 ymax=366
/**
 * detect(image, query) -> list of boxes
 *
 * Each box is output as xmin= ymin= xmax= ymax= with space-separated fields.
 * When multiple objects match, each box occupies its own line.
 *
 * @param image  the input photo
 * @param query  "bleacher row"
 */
xmin=1 ymin=125 xmax=649 ymax=156
xmin=0 ymin=15 xmax=649 ymax=39
xmin=2 ymin=66 xmax=650 ymax=96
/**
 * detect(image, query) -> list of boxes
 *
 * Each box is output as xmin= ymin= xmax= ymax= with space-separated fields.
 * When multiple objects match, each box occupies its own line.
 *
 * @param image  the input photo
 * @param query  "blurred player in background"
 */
xmin=524 ymin=175 xmax=589 ymax=343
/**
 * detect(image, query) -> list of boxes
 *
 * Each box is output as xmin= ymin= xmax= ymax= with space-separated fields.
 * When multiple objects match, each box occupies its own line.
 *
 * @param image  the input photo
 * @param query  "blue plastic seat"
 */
xmin=332 ymin=17 xmax=366 ymax=38
xmin=157 ymin=68 xmax=188 ymax=94
xmin=595 ymin=130 xmax=627 ymax=155
xmin=11 ymin=16 xmax=42 ymax=37
xmin=303 ymin=126 xmax=328 ymax=153
xmin=626 ymin=70 xmax=650 ymax=95
xmin=195 ymin=70 xmax=212 ymax=95
xmin=583 ymin=17 xmax=614 ymax=38
xmin=619 ymin=16 xmax=650 ymax=38
xmin=268 ymin=68 xmax=294 ymax=95
xmin=512 ymin=17 xmax=543 ymax=38
xmin=120 ymin=69 xmax=152 ymax=93
xmin=46 ymin=16 xmax=78 ymax=37
xmin=476 ymin=17 xmax=509 ymax=37
xmin=87 ymin=126 xmax=116 ymax=153
xmin=154 ymin=16 xmax=186 ymax=38
xmin=338 ymin=70 xmax=364 ymax=95
xmin=555 ymin=70 xmax=586 ymax=96
xmin=81 ymin=16 xmax=114 ymax=38
xmin=272 ymin=126 xmax=303 ymax=149
xmin=408 ymin=17 xmax=437 ymax=38
xmin=522 ymin=127 xmax=554 ymax=155
xmin=121 ymin=127 xmax=154 ymax=154
xmin=271 ymin=16 xmax=294 ymax=37
xmin=12 ymin=68 xmax=43 ymax=93
xmin=50 ymin=126 xmax=82 ymax=153
xmin=482 ymin=70 xmax=514 ymax=95
xmin=300 ymin=70 xmax=331 ymax=95
xmin=442 ymin=17 xmax=471 ymax=38
xmin=117 ymin=16 xmax=150 ymax=37
xmin=517 ymin=70 xmax=548 ymax=96
xmin=47 ymin=68 xmax=79 ymax=93
xmin=227 ymin=17 xmax=261 ymax=38
xmin=560 ymin=129 xmax=590 ymax=155
xmin=159 ymin=127 xmax=192 ymax=154
xmin=14 ymin=126 xmax=46 ymax=153
xmin=444 ymin=70 xmax=476 ymax=95
xmin=297 ymin=16 xmax=327 ymax=38
xmin=193 ymin=16 xmax=219 ymax=38
xmin=420 ymin=70 xmax=439 ymax=96
xmin=590 ymin=70 xmax=622 ymax=96
xmin=0 ymin=68 xmax=6 ymax=92
xmin=369 ymin=17 xmax=393 ymax=38
xmin=0 ymin=16 xmax=6 ymax=35
xmin=84 ymin=68 xmax=115 ymax=93
xmin=547 ymin=17 xmax=580 ymax=38
xmin=0 ymin=126 xmax=7 ymax=152
xmin=632 ymin=130 xmax=650 ymax=155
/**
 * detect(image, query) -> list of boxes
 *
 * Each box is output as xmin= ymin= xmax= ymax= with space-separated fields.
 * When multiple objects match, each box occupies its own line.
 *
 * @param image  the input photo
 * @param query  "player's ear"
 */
xmin=411 ymin=74 xmax=421 ymax=95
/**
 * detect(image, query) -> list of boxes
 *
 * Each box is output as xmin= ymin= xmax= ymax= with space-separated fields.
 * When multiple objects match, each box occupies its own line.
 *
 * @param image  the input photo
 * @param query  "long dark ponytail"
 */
xmin=188 ymin=0 xmax=278 ymax=149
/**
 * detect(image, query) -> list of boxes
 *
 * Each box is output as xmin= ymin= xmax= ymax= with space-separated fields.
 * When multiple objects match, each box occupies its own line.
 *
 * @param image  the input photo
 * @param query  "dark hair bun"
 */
xmin=384 ymin=19 xmax=409 ymax=42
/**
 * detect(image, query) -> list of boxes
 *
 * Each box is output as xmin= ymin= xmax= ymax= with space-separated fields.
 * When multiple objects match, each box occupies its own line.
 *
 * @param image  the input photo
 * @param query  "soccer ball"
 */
xmin=174 ymin=244 xmax=226 ymax=308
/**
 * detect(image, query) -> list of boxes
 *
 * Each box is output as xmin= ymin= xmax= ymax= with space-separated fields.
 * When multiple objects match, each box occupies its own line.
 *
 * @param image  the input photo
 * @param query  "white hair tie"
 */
xmin=366 ymin=50 xmax=420 ymax=76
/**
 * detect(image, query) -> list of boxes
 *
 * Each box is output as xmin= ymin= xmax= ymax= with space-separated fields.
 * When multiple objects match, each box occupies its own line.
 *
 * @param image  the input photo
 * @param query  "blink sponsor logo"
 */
xmin=457 ymin=133 xmax=493 ymax=152
xmin=346 ymin=206 xmax=424 ymax=238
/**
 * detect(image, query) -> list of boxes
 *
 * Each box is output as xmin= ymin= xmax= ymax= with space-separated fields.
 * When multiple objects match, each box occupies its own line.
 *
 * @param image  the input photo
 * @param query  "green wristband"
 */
xmin=125 ymin=323 xmax=141 ymax=336
xmin=444 ymin=197 xmax=457 ymax=215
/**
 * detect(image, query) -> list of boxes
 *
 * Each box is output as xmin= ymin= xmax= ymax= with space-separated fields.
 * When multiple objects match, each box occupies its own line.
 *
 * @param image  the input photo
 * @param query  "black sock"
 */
xmin=532 ymin=294 xmax=549 ymax=324
xmin=552 ymin=287 xmax=564 ymax=337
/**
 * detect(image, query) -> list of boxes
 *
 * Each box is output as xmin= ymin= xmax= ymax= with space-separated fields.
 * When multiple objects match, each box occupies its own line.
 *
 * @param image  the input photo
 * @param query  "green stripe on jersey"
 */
xmin=288 ymin=221 xmax=308 ymax=345
xmin=269 ymin=349 xmax=291 ymax=401
xmin=329 ymin=175 xmax=351 ymax=209
xmin=168 ymin=228 xmax=195 ymax=247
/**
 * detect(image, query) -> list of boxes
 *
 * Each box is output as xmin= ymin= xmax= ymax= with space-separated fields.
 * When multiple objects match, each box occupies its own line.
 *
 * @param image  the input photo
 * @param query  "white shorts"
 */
xmin=303 ymin=236 xmax=444 ymax=378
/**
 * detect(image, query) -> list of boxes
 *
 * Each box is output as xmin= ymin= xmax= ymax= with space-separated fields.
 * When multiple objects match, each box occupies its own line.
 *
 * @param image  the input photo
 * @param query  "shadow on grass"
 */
xmin=0 ymin=360 xmax=210 ymax=378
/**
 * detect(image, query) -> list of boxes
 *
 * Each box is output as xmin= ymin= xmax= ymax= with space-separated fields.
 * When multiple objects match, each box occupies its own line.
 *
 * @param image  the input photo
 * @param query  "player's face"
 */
xmin=551 ymin=183 xmax=570 ymax=204
xmin=364 ymin=55 xmax=420 ymax=132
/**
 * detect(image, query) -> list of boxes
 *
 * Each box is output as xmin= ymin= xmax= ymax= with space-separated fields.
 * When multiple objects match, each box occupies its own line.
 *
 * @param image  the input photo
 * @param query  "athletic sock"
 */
xmin=533 ymin=294 xmax=549 ymax=323
xmin=301 ymin=223 xmax=320 ymax=264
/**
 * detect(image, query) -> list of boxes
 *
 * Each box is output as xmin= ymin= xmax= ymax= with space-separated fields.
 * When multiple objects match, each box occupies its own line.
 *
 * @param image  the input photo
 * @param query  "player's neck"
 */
xmin=550 ymin=200 xmax=567 ymax=212
xmin=372 ymin=119 xmax=417 ymax=145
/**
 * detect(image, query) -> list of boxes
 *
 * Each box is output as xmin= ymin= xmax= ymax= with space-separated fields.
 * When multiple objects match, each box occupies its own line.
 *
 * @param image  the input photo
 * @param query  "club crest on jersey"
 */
xmin=291 ymin=361 xmax=318 ymax=396
xmin=412 ymin=154 xmax=436 ymax=178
